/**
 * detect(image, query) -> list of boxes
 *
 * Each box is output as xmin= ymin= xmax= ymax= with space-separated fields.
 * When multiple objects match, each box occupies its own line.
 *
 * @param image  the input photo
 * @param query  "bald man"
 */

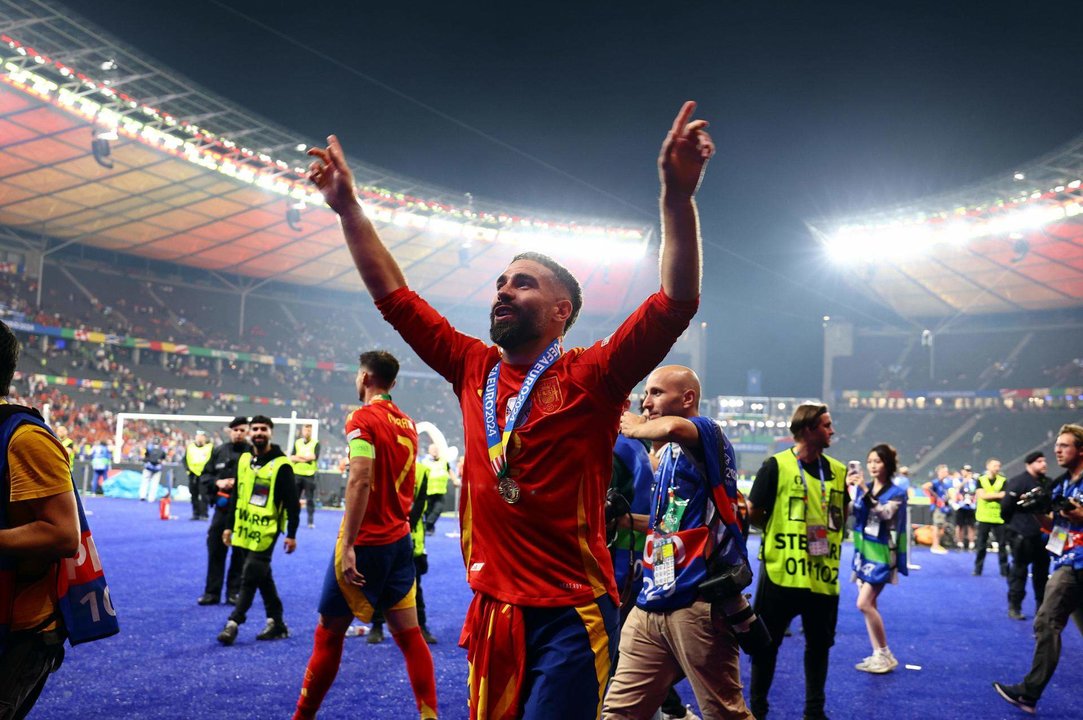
xmin=603 ymin=366 xmax=755 ymax=720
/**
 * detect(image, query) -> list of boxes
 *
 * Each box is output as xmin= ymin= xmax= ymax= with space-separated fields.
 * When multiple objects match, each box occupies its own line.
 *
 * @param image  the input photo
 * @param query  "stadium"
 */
xmin=1 ymin=2 xmax=1081 ymax=719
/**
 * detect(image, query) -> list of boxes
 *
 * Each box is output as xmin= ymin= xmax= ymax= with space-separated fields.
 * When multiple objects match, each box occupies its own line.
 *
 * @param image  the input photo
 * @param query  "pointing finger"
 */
xmin=669 ymin=100 xmax=697 ymax=137
xmin=327 ymin=135 xmax=347 ymax=170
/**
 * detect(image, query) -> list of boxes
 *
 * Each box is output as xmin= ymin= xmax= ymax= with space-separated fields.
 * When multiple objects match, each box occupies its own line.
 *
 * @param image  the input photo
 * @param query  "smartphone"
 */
xmin=847 ymin=460 xmax=862 ymax=474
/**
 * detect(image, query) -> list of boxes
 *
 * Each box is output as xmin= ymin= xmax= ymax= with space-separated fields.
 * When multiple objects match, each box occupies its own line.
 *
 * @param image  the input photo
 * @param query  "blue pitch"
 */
xmin=33 ymin=499 xmax=1079 ymax=719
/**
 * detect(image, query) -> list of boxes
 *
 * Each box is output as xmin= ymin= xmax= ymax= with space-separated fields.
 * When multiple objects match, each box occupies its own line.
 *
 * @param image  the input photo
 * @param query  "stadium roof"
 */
xmin=0 ymin=0 xmax=654 ymax=314
xmin=810 ymin=131 xmax=1083 ymax=319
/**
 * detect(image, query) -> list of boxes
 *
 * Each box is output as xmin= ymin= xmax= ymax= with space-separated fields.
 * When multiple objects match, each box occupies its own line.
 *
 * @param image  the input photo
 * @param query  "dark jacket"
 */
xmin=1001 ymin=470 xmax=1048 ymax=537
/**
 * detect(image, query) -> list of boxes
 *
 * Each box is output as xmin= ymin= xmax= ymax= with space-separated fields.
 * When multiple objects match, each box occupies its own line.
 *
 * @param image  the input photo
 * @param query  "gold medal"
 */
xmin=498 ymin=476 xmax=521 ymax=504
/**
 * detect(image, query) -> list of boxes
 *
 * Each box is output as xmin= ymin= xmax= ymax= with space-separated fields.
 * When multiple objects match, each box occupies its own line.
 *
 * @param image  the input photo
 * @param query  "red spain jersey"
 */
xmin=344 ymin=398 xmax=418 ymax=546
xmin=377 ymin=287 xmax=698 ymax=606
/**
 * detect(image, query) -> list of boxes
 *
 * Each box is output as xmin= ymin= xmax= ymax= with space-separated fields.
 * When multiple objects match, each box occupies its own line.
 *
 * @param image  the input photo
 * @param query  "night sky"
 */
xmin=53 ymin=0 xmax=1083 ymax=396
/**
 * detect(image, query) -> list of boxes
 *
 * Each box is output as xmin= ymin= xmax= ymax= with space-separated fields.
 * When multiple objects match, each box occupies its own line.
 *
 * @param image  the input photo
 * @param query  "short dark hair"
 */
xmin=869 ymin=443 xmax=898 ymax=481
xmin=359 ymin=350 xmax=400 ymax=387
xmin=229 ymin=416 xmax=249 ymax=428
xmin=512 ymin=251 xmax=583 ymax=333
xmin=789 ymin=403 xmax=828 ymax=438
xmin=0 ymin=320 xmax=19 ymax=397
xmin=249 ymin=414 xmax=274 ymax=429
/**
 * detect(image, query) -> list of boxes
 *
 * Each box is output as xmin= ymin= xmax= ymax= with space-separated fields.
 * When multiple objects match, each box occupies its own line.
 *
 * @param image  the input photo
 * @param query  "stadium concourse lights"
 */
xmin=824 ymin=196 xmax=1083 ymax=265
xmin=0 ymin=37 xmax=648 ymax=265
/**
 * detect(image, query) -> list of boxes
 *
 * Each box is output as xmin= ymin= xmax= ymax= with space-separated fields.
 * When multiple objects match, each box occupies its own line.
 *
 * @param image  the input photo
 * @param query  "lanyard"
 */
xmin=483 ymin=339 xmax=561 ymax=478
xmin=650 ymin=444 xmax=680 ymax=533
xmin=795 ymin=449 xmax=828 ymax=523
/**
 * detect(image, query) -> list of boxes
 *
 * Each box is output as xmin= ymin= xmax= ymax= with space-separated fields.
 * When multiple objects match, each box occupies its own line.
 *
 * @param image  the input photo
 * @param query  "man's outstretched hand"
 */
xmin=658 ymin=101 xmax=715 ymax=199
xmin=308 ymin=135 xmax=360 ymax=216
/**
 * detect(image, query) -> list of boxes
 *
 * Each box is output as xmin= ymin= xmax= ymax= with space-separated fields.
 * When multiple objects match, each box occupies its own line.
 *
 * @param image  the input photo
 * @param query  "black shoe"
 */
xmin=226 ymin=595 xmax=239 ymax=606
xmin=256 ymin=619 xmax=290 ymax=641
xmin=217 ymin=620 xmax=238 ymax=646
xmin=367 ymin=626 xmax=384 ymax=644
xmin=421 ymin=628 xmax=438 ymax=644
xmin=197 ymin=594 xmax=219 ymax=606
xmin=190 ymin=516 xmax=202 ymax=521
xmin=993 ymin=682 xmax=1036 ymax=714
xmin=972 ymin=570 xmax=981 ymax=576
xmin=1008 ymin=608 xmax=1026 ymax=620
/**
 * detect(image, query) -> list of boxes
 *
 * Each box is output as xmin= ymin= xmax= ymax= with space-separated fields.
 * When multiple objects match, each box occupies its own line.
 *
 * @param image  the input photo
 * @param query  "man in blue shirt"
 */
xmin=603 ymin=366 xmax=755 ymax=720
xmin=995 ymin=424 xmax=1083 ymax=714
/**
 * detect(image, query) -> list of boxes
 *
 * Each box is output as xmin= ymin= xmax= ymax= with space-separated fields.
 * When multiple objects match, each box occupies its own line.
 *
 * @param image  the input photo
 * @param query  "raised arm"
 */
xmin=308 ymin=136 xmax=406 ymax=300
xmin=658 ymin=101 xmax=714 ymax=302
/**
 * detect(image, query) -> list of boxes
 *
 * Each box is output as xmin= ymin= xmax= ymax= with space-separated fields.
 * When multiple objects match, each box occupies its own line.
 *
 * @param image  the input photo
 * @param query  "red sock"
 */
xmin=293 ymin=624 xmax=345 ymax=720
xmin=392 ymin=625 xmax=438 ymax=719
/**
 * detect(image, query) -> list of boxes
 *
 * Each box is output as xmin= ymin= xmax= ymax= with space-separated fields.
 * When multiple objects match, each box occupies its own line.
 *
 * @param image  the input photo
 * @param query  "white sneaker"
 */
xmin=661 ymin=706 xmax=701 ymax=720
xmin=854 ymin=654 xmax=878 ymax=671
xmin=930 ymin=546 xmax=949 ymax=555
xmin=857 ymin=652 xmax=898 ymax=674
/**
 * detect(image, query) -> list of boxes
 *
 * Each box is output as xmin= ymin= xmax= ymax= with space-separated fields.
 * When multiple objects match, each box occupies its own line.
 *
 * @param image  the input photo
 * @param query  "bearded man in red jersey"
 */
xmin=306 ymin=101 xmax=713 ymax=720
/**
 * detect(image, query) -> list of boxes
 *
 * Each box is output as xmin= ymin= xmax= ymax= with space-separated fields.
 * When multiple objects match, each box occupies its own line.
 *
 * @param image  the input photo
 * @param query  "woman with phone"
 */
xmin=847 ymin=443 xmax=909 ymax=674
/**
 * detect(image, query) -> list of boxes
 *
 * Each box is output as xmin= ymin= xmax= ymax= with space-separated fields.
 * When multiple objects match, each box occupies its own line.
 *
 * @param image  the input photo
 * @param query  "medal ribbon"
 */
xmin=483 ymin=339 xmax=561 ymax=479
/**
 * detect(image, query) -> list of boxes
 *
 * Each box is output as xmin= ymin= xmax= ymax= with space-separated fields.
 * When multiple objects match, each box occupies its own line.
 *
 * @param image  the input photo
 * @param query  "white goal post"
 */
xmin=113 ymin=410 xmax=320 ymax=462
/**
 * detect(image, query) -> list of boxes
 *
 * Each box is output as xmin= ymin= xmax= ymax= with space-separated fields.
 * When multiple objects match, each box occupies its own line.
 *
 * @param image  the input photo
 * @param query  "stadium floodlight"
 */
xmin=1013 ymin=172 xmax=1025 ymax=181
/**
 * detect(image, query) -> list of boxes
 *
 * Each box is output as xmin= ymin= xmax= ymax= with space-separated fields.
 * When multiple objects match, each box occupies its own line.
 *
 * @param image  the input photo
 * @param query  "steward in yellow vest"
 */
xmin=217 ymin=415 xmax=300 ymax=646
xmin=974 ymin=458 xmax=1010 ymax=577
xmin=748 ymin=403 xmax=848 ymax=720
xmin=185 ymin=431 xmax=213 ymax=520
xmin=290 ymin=425 xmax=320 ymax=529
xmin=422 ymin=444 xmax=456 ymax=536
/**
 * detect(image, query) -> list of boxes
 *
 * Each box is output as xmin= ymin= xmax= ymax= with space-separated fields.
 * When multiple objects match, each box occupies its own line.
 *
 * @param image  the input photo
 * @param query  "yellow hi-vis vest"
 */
xmin=411 ymin=465 xmax=428 ymax=557
xmin=760 ymin=449 xmax=848 ymax=596
xmin=185 ymin=442 xmax=213 ymax=477
xmin=233 ymin=453 xmax=290 ymax=552
xmin=424 ymin=457 xmax=451 ymax=495
xmin=292 ymin=438 xmax=318 ymax=477
xmin=975 ymin=473 xmax=1007 ymax=524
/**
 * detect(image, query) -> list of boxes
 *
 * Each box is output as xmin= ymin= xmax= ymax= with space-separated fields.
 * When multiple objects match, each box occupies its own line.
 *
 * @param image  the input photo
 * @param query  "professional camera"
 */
xmin=699 ymin=560 xmax=772 ymax=656
xmin=1017 ymin=486 xmax=1077 ymax=514
xmin=604 ymin=488 xmax=631 ymax=547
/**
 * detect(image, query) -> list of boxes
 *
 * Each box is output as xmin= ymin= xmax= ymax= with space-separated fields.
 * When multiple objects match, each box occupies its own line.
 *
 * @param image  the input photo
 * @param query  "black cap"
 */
xmin=228 ymin=416 xmax=249 ymax=428
xmin=1024 ymin=451 xmax=1044 ymax=465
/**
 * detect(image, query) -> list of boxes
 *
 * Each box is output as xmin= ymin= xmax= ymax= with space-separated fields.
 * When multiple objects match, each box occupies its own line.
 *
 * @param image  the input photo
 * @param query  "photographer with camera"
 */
xmin=747 ymin=403 xmax=848 ymax=720
xmin=603 ymin=366 xmax=757 ymax=720
xmin=1000 ymin=450 xmax=1051 ymax=620
xmin=995 ymin=424 xmax=1083 ymax=714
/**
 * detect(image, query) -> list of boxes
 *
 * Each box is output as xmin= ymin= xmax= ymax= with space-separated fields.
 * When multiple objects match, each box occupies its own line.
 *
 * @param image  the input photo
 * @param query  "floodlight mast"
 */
xmin=112 ymin=411 xmax=319 ymax=462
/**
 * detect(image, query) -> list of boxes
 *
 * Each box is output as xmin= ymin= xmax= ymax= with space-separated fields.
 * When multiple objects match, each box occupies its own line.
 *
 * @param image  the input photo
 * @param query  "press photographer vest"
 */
xmin=975 ymin=473 xmax=1007 ymax=524
xmin=760 ymin=450 xmax=847 ymax=596
xmin=292 ymin=438 xmax=318 ymax=477
xmin=232 ymin=453 xmax=289 ymax=552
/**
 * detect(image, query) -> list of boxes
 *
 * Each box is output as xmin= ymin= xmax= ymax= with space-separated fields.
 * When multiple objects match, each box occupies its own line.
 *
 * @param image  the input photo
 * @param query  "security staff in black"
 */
xmin=1000 ymin=451 xmax=1051 ymax=620
xmin=217 ymin=415 xmax=300 ymax=645
xmin=748 ymin=403 xmax=848 ymax=720
xmin=197 ymin=417 xmax=251 ymax=606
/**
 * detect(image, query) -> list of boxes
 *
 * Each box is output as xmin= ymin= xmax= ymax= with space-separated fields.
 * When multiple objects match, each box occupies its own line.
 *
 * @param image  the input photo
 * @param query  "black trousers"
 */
xmin=296 ymin=475 xmax=317 ymax=525
xmin=204 ymin=506 xmax=242 ymax=600
xmin=975 ymin=522 xmax=1010 ymax=575
xmin=424 ymin=492 xmax=447 ymax=532
xmin=0 ymin=630 xmax=64 ymax=720
xmin=188 ymin=473 xmax=206 ymax=519
xmin=749 ymin=569 xmax=839 ymax=719
xmin=1008 ymin=531 xmax=1050 ymax=610
xmin=228 ymin=546 xmax=284 ymax=625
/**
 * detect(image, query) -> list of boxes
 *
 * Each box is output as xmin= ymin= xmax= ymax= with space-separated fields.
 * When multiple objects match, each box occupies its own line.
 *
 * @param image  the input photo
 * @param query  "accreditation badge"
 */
xmin=1047 ymin=527 xmax=1068 ymax=556
xmin=807 ymin=525 xmax=829 ymax=556
xmin=249 ymin=483 xmax=270 ymax=508
xmin=653 ymin=536 xmax=676 ymax=586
